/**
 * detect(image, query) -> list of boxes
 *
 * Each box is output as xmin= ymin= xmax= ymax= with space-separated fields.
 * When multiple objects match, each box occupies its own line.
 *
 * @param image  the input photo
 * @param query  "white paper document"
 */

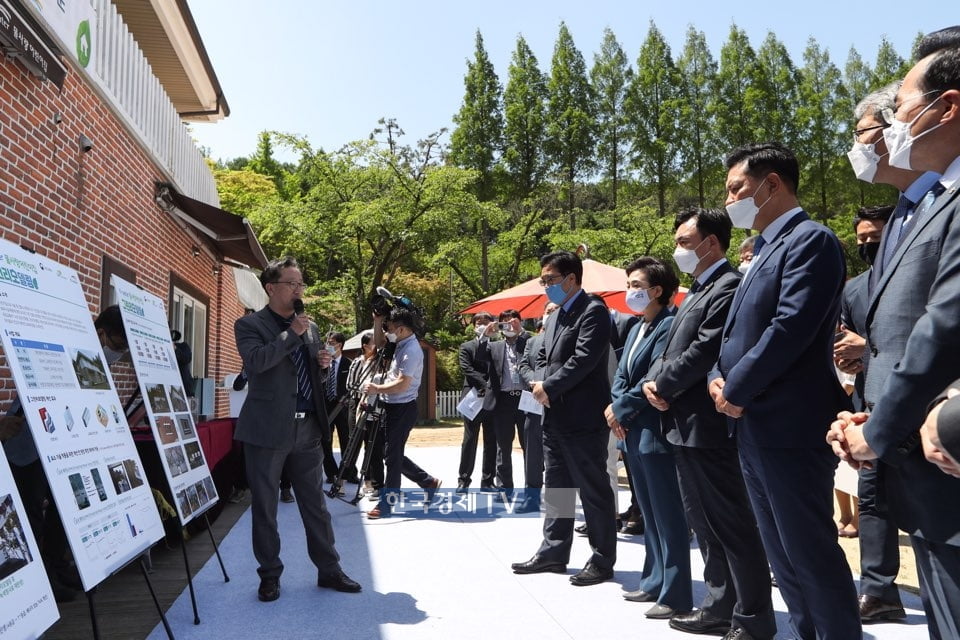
xmin=456 ymin=388 xmax=484 ymax=421
xmin=519 ymin=390 xmax=544 ymax=416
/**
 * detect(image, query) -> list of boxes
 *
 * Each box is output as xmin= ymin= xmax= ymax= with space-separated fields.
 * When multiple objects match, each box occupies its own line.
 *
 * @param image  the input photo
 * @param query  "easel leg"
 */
xmin=179 ymin=527 xmax=200 ymax=624
xmin=141 ymin=557 xmax=175 ymax=639
xmin=203 ymin=512 xmax=229 ymax=582
xmin=87 ymin=586 xmax=100 ymax=640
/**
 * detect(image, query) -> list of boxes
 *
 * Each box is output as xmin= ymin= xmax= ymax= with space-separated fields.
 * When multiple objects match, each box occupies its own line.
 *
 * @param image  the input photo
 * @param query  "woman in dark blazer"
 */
xmin=606 ymin=257 xmax=692 ymax=619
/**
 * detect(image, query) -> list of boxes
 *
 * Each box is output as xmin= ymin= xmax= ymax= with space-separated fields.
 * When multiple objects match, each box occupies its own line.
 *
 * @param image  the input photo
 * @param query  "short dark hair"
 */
xmin=360 ymin=332 xmax=373 ymax=347
xmin=388 ymin=306 xmax=422 ymax=335
xmin=540 ymin=250 xmax=583 ymax=285
xmin=170 ymin=329 xmax=182 ymax=342
xmin=498 ymin=309 xmax=521 ymax=322
xmin=725 ymin=142 xmax=800 ymax=194
xmin=852 ymin=205 xmax=894 ymax=233
xmin=624 ymin=257 xmax=679 ymax=306
xmin=95 ymin=305 xmax=127 ymax=349
xmin=919 ymin=46 xmax=960 ymax=95
xmin=259 ymin=256 xmax=298 ymax=289
xmin=674 ymin=207 xmax=733 ymax=251
xmin=326 ymin=331 xmax=346 ymax=346
xmin=917 ymin=26 xmax=960 ymax=59
xmin=471 ymin=311 xmax=494 ymax=325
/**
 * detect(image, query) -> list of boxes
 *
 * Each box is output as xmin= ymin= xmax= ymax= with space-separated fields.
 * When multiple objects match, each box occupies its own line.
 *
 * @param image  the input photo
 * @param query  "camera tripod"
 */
xmin=327 ymin=342 xmax=395 ymax=504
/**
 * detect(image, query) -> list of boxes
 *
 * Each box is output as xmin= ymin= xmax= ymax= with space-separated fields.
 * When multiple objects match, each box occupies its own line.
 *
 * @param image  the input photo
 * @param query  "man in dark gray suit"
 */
xmin=456 ymin=312 xmax=496 ymax=492
xmin=830 ymin=45 xmax=960 ymax=639
xmin=644 ymin=208 xmax=774 ymax=639
xmin=234 ymin=257 xmax=360 ymax=602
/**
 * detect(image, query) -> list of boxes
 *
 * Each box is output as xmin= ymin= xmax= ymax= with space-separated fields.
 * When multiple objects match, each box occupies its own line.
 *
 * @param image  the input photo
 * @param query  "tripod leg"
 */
xmin=204 ymin=512 xmax=230 ymax=583
xmin=329 ymin=410 xmax=367 ymax=499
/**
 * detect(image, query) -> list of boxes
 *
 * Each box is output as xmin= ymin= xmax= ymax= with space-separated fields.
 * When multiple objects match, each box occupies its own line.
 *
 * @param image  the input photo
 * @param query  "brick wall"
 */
xmin=0 ymin=57 xmax=245 ymax=419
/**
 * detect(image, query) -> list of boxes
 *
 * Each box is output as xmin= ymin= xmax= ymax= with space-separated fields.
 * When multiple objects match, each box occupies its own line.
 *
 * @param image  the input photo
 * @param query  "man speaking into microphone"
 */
xmin=234 ymin=257 xmax=360 ymax=602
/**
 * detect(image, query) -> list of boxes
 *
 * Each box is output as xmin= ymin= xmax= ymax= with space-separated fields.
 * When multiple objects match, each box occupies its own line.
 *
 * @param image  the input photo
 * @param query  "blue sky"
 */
xmin=188 ymin=1 xmax=949 ymax=164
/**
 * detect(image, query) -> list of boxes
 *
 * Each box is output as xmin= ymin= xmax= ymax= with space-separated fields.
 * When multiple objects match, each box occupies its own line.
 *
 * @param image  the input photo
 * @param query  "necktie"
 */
xmin=327 ymin=359 xmax=337 ymax=400
xmin=879 ymin=193 xmax=914 ymax=273
xmin=688 ymin=280 xmax=701 ymax=295
xmin=292 ymin=346 xmax=313 ymax=402
xmin=752 ymin=235 xmax=766 ymax=259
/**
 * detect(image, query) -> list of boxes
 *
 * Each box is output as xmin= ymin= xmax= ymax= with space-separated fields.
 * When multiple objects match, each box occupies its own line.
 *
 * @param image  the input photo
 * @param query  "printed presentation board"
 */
xmin=0 ymin=241 xmax=164 ymax=591
xmin=0 ymin=452 xmax=59 ymax=639
xmin=113 ymin=277 xmax=218 ymax=524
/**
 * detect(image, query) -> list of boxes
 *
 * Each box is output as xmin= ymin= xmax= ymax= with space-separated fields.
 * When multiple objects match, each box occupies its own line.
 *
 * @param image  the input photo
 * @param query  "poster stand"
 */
xmin=173 ymin=495 xmax=230 ymax=625
xmin=84 ymin=556 xmax=174 ymax=640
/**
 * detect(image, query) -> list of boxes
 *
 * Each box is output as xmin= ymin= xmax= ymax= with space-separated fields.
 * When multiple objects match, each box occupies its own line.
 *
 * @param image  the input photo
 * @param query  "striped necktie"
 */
xmin=292 ymin=346 xmax=313 ymax=402
xmin=326 ymin=359 xmax=337 ymax=400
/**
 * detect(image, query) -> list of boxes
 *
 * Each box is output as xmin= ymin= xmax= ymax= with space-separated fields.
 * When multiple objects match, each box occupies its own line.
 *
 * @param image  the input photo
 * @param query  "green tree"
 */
xmin=248 ymin=131 xmax=288 ymax=196
xmin=213 ymin=167 xmax=279 ymax=216
xmin=589 ymin=27 xmax=633 ymax=211
xmin=545 ymin=22 xmax=595 ymax=227
xmin=713 ymin=25 xmax=758 ymax=150
xmin=503 ymin=35 xmax=548 ymax=201
xmin=676 ymin=26 xmax=719 ymax=208
xmin=871 ymin=37 xmax=905 ymax=89
xmin=749 ymin=32 xmax=802 ymax=148
xmin=627 ymin=21 xmax=682 ymax=217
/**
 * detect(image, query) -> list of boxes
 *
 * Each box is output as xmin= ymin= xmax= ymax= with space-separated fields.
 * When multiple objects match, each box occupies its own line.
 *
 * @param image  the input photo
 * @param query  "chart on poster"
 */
xmin=0 ymin=452 xmax=59 ymax=639
xmin=113 ymin=277 xmax=218 ymax=524
xmin=0 ymin=240 xmax=164 ymax=591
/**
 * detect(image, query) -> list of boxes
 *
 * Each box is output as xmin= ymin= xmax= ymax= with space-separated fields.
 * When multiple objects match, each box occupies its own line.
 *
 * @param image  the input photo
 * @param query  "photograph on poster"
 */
xmin=95 ymin=404 xmax=109 ymax=427
xmin=70 ymin=348 xmax=111 ymax=389
xmin=145 ymin=383 xmax=171 ymax=413
xmin=90 ymin=468 xmax=108 ymax=501
xmin=195 ymin=479 xmax=209 ymax=505
xmin=175 ymin=489 xmax=192 ymax=518
xmin=168 ymin=385 xmax=188 ymax=412
xmin=0 ymin=494 xmax=35 ymax=581
xmin=202 ymin=476 xmax=216 ymax=501
xmin=64 ymin=405 xmax=75 ymax=431
xmin=110 ymin=404 xmax=122 ymax=425
xmin=156 ymin=416 xmax=178 ymax=445
xmin=175 ymin=413 xmax=194 ymax=439
xmin=81 ymin=406 xmax=92 ymax=429
xmin=184 ymin=441 xmax=204 ymax=470
xmin=126 ymin=513 xmax=138 ymax=537
xmin=68 ymin=473 xmax=91 ymax=510
xmin=186 ymin=485 xmax=201 ymax=511
xmin=123 ymin=459 xmax=144 ymax=489
xmin=108 ymin=462 xmax=131 ymax=494
xmin=164 ymin=446 xmax=188 ymax=477
xmin=38 ymin=406 xmax=56 ymax=433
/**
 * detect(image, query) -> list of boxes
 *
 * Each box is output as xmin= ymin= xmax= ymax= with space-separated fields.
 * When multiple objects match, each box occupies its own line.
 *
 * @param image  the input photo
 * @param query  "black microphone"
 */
xmin=293 ymin=299 xmax=305 ymax=315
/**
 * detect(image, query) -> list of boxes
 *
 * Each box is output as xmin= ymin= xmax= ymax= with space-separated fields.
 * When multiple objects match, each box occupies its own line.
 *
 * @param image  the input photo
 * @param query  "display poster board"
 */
xmin=112 ymin=277 xmax=218 ymax=524
xmin=0 ymin=240 xmax=164 ymax=591
xmin=0 ymin=452 xmax=59 ymax=639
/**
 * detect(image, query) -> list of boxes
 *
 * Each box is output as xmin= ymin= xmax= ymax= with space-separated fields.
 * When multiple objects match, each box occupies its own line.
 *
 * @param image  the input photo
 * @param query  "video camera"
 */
xmin=371 ymin=286 xmax=425 ymax=332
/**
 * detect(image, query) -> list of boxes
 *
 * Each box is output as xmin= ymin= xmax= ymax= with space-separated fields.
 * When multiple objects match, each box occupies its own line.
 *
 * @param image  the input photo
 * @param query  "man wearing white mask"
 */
xmin=829 ymin=42 xmax=960 ymax=638
xmin=709 ymin=143 xmax=859 ymax=639
xmin=643 ymin=209 xmax=774 ymax=639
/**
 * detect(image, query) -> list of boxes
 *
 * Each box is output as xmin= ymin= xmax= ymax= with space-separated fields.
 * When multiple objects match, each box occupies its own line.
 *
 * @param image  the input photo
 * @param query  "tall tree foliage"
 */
xmin=589 ymin=28 xmax=633 ymax=210
xmin=502 ymin=36 xmax=548 ymax=201
xmin=713 ymin=26 xmax=759 ymax=149
xmin=676 ymin=27 xmax=719 ymax=207
xmin=627 ymin=21 xmax=682 ymax=217
xmin=872 ymin=37 xmax=905 ymax=89
xmin=750 ymin=33 xmax=802 ymax=148
xmin=545 ymin=22 xmax=595 ymax=227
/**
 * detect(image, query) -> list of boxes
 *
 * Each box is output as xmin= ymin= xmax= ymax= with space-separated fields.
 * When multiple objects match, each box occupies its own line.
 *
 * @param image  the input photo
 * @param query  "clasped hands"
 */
xmin=827 ymin=411 xmax=877 ymax=470
xmin=708 ymin=378 xmax=744 ymax=418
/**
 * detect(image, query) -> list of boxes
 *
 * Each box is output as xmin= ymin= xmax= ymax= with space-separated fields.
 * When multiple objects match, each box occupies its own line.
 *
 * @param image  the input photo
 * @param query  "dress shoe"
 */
xmin=574 ymin=523 xmax=588 ymax=535
xmin=479 ymin=483 xmax=498 ymax=493
xmin=422 ymin=477 xmax=442 ymax=500
xmin=569 ymin=563 xmax=613 ymax=586
xmin=366 ymin=506 xmax=390 ymax=519
xmin=858 ymin=593 xmax=906 ymax=622
xmin=646 ymin=603 xmax=681 ymax=619
xmin=511 ymin=556 xmax=566 ymax=574
xmin=258 ymin=576 xmax=280 ymax=602
xmin=623 ymin=589 xmax=657 ymax=602
xmin=513 ymin=496 xmax=540 ymax=513
xmin=721 ymin=628 xmax=755 ymax=640
xmin=621 ymin=520 xmax=644 ymax=535
xmin=669 ymin=609 xmax=731 ymax=635
xmin=317 ymin=569 xmax=362 ymax=593
xmin=456 ymin=479 xmax=470 ymax=494
xmin=279 ymin=489 xmax=295 ymax=503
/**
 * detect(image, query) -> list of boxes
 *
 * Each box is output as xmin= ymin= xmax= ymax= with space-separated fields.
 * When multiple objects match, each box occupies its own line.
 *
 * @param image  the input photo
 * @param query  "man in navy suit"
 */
xmin=830 ymin=45 xmax=960 ymax=639
xmin=644 ymin=208 xmax=775 ymax=639
xmin=511 ymin=251 xmax=616 ymax=587
xmin=709 ymin=143 xmax=859 ymax=640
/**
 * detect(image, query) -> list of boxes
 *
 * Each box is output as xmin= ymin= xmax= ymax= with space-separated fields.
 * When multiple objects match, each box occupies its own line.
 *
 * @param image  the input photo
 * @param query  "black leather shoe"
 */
xmin=511 ymin=556 xmax=567 ymax=574
xmin=317 ymin=569 xmax=362 ymax=593
xmin=258 ymin=576 xmax=280 ymax=602
xmin=621 ymin=520 xmax=645 ymax=535
xmin=669 ymin=609 xmax=731 ymax=635
xmin=514 ymin=496 xmax=540 ymax=513
xmin=623 ymin=589 xmax=656 ymax=602
xmin=456 ymin=479 xmax=470 ymax=494
xmin=721 ymin=629 xmax=755 ymax=640
xmin=569 ymin=562 xmax=613 ymax=586
xmin=574 ymin=523 xmax=588 ymax=535
xmin=858 ymin=593 xmax=906 ymax=622
xmin=279 ymin=489 xmax=295 ymax=503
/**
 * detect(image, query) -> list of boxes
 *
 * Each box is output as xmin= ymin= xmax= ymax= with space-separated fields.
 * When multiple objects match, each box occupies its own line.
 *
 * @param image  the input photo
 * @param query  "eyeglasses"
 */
xmin=890 ymin=89 xmax=942 ymax=117
xmin=538 ymin=273 xmax=566 ymax=288
xmin=274 ymin=281 xmax=305 ymax=290
xmin=853 ymin=124 xmax=887 ymax=143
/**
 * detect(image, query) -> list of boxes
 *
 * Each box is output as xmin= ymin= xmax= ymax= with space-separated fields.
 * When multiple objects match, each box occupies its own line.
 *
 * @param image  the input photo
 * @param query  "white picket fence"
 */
xmin=436 ymin=390 xmax=461 ymax=418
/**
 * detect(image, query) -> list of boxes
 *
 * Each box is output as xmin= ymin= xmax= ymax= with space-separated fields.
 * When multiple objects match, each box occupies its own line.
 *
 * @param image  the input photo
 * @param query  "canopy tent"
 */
xmin=459 ymin=259 xmax=687 ymax=320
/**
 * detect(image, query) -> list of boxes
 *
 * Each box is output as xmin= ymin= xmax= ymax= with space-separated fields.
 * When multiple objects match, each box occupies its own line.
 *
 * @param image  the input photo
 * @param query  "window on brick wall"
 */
xmin=169 ymin=280 xmax=208 ymax=382
xmin=101 ymin=256 xmax=136 ymax=307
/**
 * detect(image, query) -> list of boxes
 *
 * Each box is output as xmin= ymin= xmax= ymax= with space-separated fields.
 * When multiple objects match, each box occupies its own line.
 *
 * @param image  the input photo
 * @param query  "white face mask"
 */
xmin=385 ymin=332 xmax=398 ymax=343
xmin=738 ymin=261 xmax=752 ymax=275
xmin=625 ymin=288 xmax=650 ymax=314
xmin=726 ymin=179 xmax=772 ymax=229
xmin=502 ymin=329 xmax=518 ymax=338
xmin=673 ymin=237 xmax=708 ymax=274
xmin=846 ymin=141 xmax=886 ymax=183
xmin=884 ymin=94 xmax=943 ymax=171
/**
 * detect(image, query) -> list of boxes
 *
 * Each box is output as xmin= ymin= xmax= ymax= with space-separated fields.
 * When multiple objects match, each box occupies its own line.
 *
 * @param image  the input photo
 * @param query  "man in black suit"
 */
xmin=830 ymin=45 xmax=960 ymax=639
xmin=323 ymin=331 xmax=357 ymax=483
xmin=644 ymin=208 xmax=775 ymax=639
xmin=456 ymin=312 xmax=497 ymax=492
xmin=511 ymin=251 xmax=616 ymax=587
xmin=477 ymin=309 xmax=528 ymax=494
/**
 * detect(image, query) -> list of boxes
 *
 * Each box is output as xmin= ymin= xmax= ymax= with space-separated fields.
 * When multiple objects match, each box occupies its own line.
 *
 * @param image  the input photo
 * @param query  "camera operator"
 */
xmin=362 ymin=305 xmax=441 ymax=519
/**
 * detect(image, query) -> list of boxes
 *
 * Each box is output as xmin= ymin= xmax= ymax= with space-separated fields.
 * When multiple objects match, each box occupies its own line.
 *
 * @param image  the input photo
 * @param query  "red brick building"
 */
xmin=0 ymin=0 xmax=265 ymax=418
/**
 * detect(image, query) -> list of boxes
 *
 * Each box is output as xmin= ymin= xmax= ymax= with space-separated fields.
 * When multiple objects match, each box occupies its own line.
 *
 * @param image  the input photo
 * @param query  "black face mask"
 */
xmin=858 ymin=241 xmax=881 ymax=265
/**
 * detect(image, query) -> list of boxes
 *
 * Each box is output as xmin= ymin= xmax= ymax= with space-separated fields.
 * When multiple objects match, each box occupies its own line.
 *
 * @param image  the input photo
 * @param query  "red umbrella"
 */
xmin=459 ymin=259 xmax=687 ymax=319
